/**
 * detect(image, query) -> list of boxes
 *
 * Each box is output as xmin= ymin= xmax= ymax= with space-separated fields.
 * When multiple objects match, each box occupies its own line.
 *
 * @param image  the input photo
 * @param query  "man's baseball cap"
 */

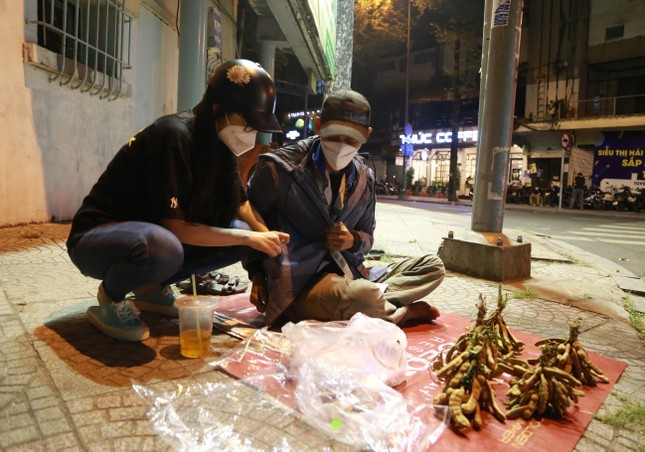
xmin=319 ymin=89 xmax=371 ymax=144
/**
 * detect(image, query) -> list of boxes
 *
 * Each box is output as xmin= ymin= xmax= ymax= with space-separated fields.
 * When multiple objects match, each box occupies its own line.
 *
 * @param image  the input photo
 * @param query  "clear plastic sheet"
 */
xmin=133 ymin=317 xmax=449 ymax=451
xmin=291 ymin=358 xmax=448 ymax=450
xmin=216 ymin=320 xmax=450 ymax=451
xmin=132 ymin=379 xmax=293 ymax=451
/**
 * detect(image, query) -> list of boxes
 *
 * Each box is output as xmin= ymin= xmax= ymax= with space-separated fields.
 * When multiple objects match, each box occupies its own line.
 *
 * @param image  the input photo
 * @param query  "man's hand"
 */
xmin=250 ymin=273 xmax=268 ymax=313
xmin=325 ymin=222 xmax=355 ymax=251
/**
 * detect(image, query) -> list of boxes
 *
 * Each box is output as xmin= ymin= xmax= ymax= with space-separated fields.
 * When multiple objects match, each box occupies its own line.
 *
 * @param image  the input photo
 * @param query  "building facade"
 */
xmin=363 ymin=0 xmax=645 ymax=198
xmin=515 ymin=0 xmax=645 ymax=194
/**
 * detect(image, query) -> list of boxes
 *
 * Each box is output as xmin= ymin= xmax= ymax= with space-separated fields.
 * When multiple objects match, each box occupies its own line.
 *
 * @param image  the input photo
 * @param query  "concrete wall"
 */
xmin=589 ymin=0 xmax=645 ymax=46
xmin=0 ymin=1 xmax=179 ymax=226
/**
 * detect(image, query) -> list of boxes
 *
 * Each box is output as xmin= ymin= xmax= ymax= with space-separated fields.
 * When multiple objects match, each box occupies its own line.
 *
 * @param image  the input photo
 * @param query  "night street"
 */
xmin=378 ymin=198 xmax=645 ymax=279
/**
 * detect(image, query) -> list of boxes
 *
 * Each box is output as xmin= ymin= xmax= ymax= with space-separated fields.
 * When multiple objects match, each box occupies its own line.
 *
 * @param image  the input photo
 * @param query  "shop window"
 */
xmin=465 ymin=155 xmax=476 ymax=180
xmin=432 ymin=152 xmax=451 ymax=183
xmin=510 ymin=159 xmax=523 ymax=181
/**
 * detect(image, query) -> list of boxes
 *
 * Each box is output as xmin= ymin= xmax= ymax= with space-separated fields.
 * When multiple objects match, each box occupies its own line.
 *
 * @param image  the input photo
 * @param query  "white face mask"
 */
xmin=217 ymin=115 xmax=257 ymax=156
xmin=321 ymin=140 xmax=359 ymax=171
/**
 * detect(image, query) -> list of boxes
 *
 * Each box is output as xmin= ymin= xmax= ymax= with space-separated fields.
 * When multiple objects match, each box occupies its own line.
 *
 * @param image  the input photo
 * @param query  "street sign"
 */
xmin=401 ymin=142 xmax=414 ymax=157
xmin=560 ymin=131 xmax=573 ymax=150
xmin=401 ymin=123 xmax=414 ymax=157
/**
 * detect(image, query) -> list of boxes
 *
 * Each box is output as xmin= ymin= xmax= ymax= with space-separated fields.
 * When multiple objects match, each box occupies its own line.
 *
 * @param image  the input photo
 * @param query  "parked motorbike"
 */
xmin=561 ymin=185 xmax=573 ymax=207
xmin=588 ymin=186 xmax=615 ymax=210
xmin=633 ymin=188 xmax=645 ymax=212
xmin=612 ymin=185 xmax=636 ymax=211
xmin=583 ymin=187 xmax=595 ymax=210
xmin=544 ymin=185 xmax=565 ymax=207
xmin=375 ymin=180 xmax=399 ymax=195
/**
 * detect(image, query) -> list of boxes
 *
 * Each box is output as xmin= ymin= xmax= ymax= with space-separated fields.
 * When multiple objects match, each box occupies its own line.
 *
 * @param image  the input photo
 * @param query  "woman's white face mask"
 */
xmin=321 ymin=140 xmax=359 ymax=171
xmin=217 ymin=114 xmax=257 ymax=156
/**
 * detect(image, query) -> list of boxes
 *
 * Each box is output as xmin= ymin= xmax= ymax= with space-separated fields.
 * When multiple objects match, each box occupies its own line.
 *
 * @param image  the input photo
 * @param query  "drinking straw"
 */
xmin=190 ymin=274 xmax=203 ymax=355
xmin=191 ymin=274 xmax=198 ymax=304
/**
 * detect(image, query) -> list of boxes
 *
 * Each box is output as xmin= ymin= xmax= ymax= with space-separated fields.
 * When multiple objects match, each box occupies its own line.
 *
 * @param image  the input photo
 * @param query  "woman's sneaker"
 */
xmin=87 ymin=300 xmax=150 ymax=342
xmin=130 ymin=286 xmax=179 ymax=317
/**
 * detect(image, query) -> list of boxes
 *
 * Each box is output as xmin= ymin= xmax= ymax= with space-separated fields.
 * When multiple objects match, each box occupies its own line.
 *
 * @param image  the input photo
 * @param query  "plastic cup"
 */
xmin=173 ymin=296 xmax=219 ymax=358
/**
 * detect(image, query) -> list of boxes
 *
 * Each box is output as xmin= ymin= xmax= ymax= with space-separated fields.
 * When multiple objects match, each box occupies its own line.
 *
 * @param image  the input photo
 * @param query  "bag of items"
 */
xmin=282 ymin=312 xmax=408 ymax=386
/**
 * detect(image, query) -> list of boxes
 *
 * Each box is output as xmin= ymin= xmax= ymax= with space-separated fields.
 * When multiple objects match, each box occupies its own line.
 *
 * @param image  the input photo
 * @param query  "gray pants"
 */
xmin=286 ymin=254 xmax=445 ymax=324
xmin=569 ymin=188 xmax=584 ymax=209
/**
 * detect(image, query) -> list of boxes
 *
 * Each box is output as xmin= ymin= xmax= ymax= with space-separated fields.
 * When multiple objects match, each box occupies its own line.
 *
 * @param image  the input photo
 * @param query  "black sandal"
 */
xmin=178 ymin=273 xmax=249 ymax=295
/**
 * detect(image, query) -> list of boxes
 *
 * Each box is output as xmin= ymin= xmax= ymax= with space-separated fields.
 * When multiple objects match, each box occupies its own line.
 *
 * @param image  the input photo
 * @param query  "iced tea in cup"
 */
xmin=174 ymin=296 xmax=219 ymax=358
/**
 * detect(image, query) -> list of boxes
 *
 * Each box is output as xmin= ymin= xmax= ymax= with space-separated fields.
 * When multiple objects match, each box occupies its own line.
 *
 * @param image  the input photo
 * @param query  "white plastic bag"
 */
xmin=282 ymin=312 xmax=408 ymax=386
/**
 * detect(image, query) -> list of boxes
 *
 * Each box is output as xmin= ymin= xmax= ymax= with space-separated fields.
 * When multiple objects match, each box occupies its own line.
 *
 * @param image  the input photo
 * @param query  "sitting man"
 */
xmin=245 ymin=89 xmax=445 ymax=326
xmin=529 ymin=187 xmax=543 ymax=207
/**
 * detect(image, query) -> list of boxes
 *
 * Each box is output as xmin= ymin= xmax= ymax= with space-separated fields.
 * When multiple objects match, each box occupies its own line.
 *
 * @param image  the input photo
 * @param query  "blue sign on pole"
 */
xmin=402 ymin=142 xmax=414 ymax=157
xmin=401 ymin=124 xmax=415 ymax=157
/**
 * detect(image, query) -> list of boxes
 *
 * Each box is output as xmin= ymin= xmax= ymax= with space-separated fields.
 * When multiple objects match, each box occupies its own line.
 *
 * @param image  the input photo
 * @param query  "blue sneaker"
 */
xmin=87 ymin=301 xmax=150 ymax=342
xmin=130 ymin=286 xmax=178 ymax=317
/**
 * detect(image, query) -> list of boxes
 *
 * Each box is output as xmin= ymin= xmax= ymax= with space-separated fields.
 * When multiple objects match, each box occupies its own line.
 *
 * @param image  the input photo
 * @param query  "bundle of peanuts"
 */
xmin=431 ymin=288 xmax=609 ymax=431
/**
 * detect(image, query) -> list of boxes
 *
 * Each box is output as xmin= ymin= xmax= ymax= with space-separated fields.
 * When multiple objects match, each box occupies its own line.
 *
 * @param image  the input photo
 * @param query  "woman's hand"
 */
xmin=161 ymin=218 xmax=289 ymax=254
xmin=246 ymin=230 xmax=290 ymax=257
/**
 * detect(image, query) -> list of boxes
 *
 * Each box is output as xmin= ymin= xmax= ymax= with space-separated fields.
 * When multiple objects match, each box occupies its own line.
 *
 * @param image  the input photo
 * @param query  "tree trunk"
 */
xmin=449 ymin=116 xmax=459 ymax=201
xmin=448 ymin=24 xmax=462 ymax=203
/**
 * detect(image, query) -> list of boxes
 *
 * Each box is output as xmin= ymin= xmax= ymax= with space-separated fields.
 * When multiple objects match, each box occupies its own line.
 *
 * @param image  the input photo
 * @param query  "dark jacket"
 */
xmin=246 ymin=136 xmax=375 ymax=324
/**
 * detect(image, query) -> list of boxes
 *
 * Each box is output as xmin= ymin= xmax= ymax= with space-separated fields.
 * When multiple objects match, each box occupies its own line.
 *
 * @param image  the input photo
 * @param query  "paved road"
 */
xmin=378 ymin=199 xmax=645 ymax=278
xmin=503 ymin=209 xmax=645 ymax=278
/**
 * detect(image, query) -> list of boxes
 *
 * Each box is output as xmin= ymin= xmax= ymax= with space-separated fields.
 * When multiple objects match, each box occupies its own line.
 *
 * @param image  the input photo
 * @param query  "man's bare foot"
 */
xmin=403 ymin=301 xmax=440 ymax=324
xmin=132 ymin=284 xmax=161 ymax=297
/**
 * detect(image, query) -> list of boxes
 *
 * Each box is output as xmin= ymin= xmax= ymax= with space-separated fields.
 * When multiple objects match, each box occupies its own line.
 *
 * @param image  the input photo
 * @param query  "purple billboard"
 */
xmin=593 ymin=131 xmax=645 ymax=191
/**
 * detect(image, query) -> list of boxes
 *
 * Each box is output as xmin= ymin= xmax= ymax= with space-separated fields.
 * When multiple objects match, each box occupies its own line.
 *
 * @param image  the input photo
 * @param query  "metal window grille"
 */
xmin=30 ymin=0 xmax=132 ymax=100
xmin=605 ymin=25 xmax=624 ymax=41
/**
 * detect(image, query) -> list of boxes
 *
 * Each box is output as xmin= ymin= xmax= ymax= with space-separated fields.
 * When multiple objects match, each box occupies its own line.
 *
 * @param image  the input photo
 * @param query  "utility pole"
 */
xmin=177 ymin=0 xmax=208 ymax=111
xmin=471 ymin=0 xmax=524 ymax=232
xmin=439 ymin=0 xmax=530 ymax=284
xmin=400 ymin=0 xmax=412 ymax=198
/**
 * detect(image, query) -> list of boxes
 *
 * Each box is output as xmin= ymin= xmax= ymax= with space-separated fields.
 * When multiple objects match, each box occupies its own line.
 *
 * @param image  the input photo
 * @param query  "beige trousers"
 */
xmin=286 ymin=254 xmax=445 ymax=324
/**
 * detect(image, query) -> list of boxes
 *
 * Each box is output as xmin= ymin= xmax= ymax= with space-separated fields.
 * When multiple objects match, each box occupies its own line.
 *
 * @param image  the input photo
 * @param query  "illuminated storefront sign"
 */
xmin=400 ymin=129 xmax=479 ymax=145
xmin=593 ymin=131 xmax=645 ymax=190
xmin=283 ymin=110 xmax=319 ymax=142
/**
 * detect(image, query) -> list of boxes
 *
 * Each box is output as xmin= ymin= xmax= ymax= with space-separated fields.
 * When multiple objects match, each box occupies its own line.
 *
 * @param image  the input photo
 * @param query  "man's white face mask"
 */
xmin=321 ymin=140 xmax=359 ymax=171
xmin=217 ymin=114 xmax=257 ymax=156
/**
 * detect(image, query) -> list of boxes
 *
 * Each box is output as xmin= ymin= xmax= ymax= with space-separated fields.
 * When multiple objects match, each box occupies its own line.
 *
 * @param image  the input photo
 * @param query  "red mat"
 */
xmin=213 ymin=295 xmax=627 ymax=451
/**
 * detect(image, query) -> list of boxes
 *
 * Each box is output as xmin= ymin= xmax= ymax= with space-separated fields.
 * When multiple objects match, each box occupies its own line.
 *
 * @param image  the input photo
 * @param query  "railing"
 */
xmin=576 ymin=94 xmax=645 ymax=118
xmin=540 ymin=93 xmax=645 ymax=121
